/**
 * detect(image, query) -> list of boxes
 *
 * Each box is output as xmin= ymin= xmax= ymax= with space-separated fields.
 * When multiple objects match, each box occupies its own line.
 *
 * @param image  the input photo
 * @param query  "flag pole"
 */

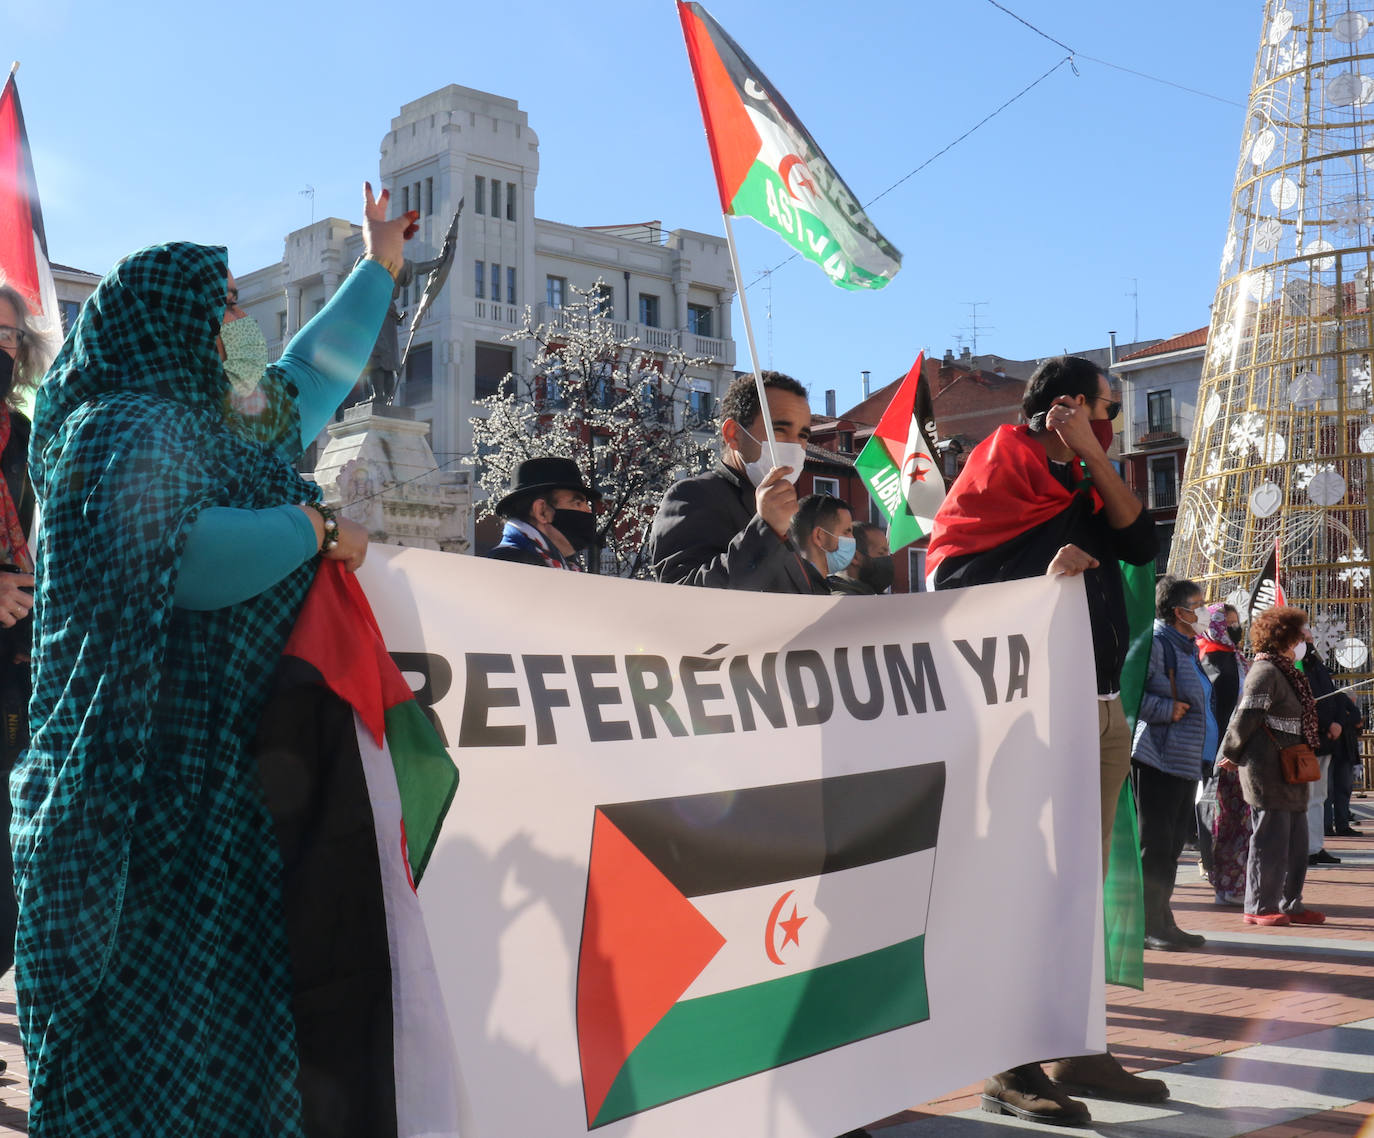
xmin=721 ymin=212 xmax=781 ymax=470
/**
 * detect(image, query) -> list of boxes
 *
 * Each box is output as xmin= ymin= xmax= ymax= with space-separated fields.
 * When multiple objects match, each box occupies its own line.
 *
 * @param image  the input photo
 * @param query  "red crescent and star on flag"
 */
xmin=764 ymin=888 xmax=808 ymax=965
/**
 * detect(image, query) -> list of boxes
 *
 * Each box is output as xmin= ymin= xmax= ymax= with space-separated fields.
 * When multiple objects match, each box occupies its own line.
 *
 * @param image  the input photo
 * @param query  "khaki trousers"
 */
xmin=1098 ymin=697 xmax=1133 ymax=880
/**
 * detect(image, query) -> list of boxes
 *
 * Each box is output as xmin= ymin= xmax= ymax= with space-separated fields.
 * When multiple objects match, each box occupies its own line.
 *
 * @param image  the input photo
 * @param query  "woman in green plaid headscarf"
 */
xmin=14 ymin=185 xmax=416 ymax=1136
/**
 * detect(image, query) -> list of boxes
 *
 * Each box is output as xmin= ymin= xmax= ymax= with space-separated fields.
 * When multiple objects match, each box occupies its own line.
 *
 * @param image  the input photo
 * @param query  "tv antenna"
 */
xmin=1126 ymin=278 xmax=1139 ymax=343
xmin=961 ymin=301 xmax=993 ymax=357
xmin=300 ymin=184 xmax=316 ymax=224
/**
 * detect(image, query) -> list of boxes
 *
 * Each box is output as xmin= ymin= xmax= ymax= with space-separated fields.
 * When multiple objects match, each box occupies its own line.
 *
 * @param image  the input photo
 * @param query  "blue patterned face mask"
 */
xmin=220 ymin=315 xmax=269 ymax=396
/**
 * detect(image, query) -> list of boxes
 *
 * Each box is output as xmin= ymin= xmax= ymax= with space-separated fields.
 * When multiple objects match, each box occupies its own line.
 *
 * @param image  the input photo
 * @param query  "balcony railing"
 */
xmin=533 ymin=304 xmax=735 ymax=365
xmin=1131 ymin=415 xmax=1191 ymax=449
xmin=1149 ymin=483 xmax=1179 ymax=510
xmin=474 ymin=299 xmax=521 ymax=325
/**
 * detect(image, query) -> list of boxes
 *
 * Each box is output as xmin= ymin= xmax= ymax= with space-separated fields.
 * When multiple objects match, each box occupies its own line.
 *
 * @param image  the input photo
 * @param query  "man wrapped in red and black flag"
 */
xmin=927 ymin=356 xmax=1161 ymax=1127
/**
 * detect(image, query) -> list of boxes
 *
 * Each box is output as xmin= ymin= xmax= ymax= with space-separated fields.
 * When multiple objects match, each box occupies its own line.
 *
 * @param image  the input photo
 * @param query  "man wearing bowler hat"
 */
xmin=487 ymin=456 xmax=601 ymax=570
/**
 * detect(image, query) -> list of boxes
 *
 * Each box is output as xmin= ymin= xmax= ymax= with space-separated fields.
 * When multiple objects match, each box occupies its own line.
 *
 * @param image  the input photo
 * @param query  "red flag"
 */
xmin=1246 ymin=539 xmax=1286 ymax=619
xmin=0 ymin=70 xmax=56 ymax=322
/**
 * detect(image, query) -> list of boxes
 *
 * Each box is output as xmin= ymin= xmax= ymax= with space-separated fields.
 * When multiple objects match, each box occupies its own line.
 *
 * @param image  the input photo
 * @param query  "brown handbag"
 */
xmin=1264 ymin=725 xmax=1321 ymax=783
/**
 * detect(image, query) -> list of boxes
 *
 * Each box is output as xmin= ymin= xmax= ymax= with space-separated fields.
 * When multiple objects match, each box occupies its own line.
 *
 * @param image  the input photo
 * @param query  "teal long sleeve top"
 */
xmin=174 ymin=258 xmax=393 ymax=610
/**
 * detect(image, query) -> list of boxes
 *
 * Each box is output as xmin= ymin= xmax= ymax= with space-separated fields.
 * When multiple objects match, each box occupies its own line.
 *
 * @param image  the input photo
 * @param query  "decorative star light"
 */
xmin=1228 ymin=412 xmax=1267 ymax=454
xmin=1293 ymin=461 xmax=1329 ymax=489
xmin=1330 ymin=196 xmax=1371 ymax=236
xmin=1311 ymin=611 xmax=1347 ymax=659
xmin=1221 ymin=230 xmax=1238 ymax=271
xmin=1276 ymin=40 xmax=1307 ymax=71
xmin=1338 ymin=546 xmax=1371 ymax=589
xmin=1204 ymin=452 xmax=1225 ymax=491
xmin=1352 ymin=359 xmax=1373 ymax=397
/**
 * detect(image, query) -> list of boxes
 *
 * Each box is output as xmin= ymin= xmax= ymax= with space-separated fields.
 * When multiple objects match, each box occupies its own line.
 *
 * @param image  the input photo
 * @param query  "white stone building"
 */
xmin=236 ymin=84 xmax=738 ymax=549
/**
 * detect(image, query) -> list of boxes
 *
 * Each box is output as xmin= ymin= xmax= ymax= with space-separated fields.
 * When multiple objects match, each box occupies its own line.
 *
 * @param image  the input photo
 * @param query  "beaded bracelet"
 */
xmin=306 ymin=500 xmax=340 ymax=553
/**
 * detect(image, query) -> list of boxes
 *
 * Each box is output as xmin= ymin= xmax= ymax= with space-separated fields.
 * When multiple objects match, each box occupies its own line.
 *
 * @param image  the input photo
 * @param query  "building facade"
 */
xmin=1115 ymin=328 xmax=1208 ymax=571
xmin=237 ymin=85 xmax=738 ymax=549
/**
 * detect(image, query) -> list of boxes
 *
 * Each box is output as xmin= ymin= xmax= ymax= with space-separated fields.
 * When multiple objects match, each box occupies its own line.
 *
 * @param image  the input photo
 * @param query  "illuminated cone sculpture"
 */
xmin=1174 ymin=1 xmax=1374 ymax=677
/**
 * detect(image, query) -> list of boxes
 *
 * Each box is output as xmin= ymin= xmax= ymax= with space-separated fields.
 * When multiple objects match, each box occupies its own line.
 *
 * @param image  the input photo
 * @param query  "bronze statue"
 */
xmin=364 ymin=203 xmax=462 ymax=405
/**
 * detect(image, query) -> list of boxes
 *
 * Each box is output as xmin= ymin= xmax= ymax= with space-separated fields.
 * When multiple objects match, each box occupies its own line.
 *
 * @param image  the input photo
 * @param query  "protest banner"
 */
xmin=357 ymin=548 xmax=1106 ymax=1138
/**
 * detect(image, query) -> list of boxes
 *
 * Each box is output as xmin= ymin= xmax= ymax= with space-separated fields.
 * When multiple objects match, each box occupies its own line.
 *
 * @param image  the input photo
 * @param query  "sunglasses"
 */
xmin=0 ymin=326 xmax=25 ymax=349
xmin=1093 ymin=395 xmax=1122 ymax=419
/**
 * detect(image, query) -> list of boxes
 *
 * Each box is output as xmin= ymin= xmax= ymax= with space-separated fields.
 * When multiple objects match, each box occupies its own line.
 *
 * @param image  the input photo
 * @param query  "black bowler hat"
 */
xmin=495 ymin=455 xmax=602 ymax=516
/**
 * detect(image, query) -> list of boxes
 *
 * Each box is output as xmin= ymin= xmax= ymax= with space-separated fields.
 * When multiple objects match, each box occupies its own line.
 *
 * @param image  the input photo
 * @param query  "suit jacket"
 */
xmin=649 ymin=461 xmax=827 ymax=594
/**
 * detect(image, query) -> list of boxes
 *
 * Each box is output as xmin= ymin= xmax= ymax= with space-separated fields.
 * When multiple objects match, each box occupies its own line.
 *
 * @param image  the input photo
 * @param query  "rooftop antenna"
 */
xmin=300 ymin=184 xmax=316 ymax=225
xmin=1126 ymin=278 xmax=1139 ymax=343
xmin=962 ymin=300 xmax=992 ymax=356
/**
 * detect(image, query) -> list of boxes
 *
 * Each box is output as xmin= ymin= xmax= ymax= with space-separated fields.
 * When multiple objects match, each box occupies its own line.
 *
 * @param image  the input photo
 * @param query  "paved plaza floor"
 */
xmin=0 ymin=810 xmax=1369 ymax=1136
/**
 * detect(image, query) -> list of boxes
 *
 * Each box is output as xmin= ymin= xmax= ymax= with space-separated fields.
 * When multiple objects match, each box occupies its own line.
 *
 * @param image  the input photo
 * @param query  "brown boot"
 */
xmin=1046 ymin=1052 xmax=1169 ymax=1103
xmin=981 ymin=1063 xmax=1091 ymax=1126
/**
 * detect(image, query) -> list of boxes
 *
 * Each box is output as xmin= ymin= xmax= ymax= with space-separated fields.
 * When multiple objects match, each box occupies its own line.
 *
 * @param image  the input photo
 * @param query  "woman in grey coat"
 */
xmin=1217 ymin=605 xmax=1325 ymax=926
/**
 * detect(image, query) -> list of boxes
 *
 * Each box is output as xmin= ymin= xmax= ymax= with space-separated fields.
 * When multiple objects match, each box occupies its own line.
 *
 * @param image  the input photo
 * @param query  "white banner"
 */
xmin=357 ymin=547 xmax=1105 ymax=1138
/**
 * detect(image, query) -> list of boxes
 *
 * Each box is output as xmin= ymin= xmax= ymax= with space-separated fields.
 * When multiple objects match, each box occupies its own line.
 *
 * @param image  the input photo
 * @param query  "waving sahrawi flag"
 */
xmin=677 ymin=1 xmax=901 ymax=290
xmin=576 ymin=763 xmax=945 ymax=1128
xmin=0 ymin=70 xmax=58 ymax=331
xmin=854 ymin=354 xmax=946 ymax=552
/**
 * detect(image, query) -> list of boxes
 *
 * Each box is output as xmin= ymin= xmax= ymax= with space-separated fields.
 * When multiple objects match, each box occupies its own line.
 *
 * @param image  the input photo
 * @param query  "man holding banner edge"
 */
xmin=928 ymin=356 xmax=1164 ymax=1125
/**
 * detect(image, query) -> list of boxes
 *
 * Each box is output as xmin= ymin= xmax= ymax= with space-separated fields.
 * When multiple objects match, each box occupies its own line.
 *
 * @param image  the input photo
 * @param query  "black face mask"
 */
xmin=858 ymin=554 xmax=895 ymax=594
xmin=1227 ymin=626 xmax=1243 ymax=645
xmin=553 ymin=507 xmax=598 ymax=552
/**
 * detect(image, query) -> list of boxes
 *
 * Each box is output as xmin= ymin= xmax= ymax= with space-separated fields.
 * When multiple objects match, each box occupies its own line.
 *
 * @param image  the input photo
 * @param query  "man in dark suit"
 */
xmin=648 ymin=370 xmax=826 ymax=594
xmin=487 ymin=456 xmax=599 ymax=570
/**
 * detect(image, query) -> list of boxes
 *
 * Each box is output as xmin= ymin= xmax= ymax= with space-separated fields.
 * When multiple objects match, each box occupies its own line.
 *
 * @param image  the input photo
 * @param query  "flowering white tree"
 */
xmin=471 ymin=282 xmax=717 ymax=576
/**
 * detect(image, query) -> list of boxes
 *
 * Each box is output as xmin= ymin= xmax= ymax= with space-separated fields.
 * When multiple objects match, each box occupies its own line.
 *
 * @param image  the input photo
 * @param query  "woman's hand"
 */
xmin=362 ymin=181 xmax=419 ymax=268
xmin=0 ymin=572 xmax=34 ymax=628
xmin=322 ymin=516 xmax=369 ymax=574
xmin=1216 ymin=757 xmax=1238 ymax=772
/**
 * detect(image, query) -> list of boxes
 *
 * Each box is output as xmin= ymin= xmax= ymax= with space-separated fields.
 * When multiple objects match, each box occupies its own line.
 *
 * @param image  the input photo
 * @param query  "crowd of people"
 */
xmin=0 ymin=184 xmax=1364 ymax=1135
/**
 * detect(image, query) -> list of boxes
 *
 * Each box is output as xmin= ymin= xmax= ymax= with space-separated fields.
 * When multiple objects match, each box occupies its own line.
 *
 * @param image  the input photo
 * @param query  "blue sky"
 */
xmin=11 ymin=0 xmax=1260 ymax=410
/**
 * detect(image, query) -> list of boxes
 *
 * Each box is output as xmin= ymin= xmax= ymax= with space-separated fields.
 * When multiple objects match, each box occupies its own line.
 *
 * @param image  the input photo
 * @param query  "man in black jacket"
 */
xmin=649 ymin=370 xmax=826 ymax=594
xmin=927 ymin=356 xmax=1164 ymax=1125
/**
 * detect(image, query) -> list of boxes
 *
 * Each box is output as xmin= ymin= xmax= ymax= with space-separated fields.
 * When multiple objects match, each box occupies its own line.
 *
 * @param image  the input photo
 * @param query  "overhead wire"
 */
xmin=743 ymin=1 xmax=1246 ymax=291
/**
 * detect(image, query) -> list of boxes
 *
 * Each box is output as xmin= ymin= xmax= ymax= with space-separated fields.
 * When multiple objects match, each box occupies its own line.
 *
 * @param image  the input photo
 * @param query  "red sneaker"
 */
xmin=1288 ymin=909 xmax=1326 ymax=925
xmin=1244 ymin=912 xmax=1291 ymax=926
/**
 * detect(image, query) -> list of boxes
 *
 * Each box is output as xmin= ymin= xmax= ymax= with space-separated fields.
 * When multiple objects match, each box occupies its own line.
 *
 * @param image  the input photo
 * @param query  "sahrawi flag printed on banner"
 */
xmin=854 ymin=354 xmax=947 ymax=551
xmin=0 ymin=71 xmax=58 ymax=331
xmin=677 ymin=1 xmax=901 ymax=290
xmin=576 ymin=763 xmax=945 ymax=1128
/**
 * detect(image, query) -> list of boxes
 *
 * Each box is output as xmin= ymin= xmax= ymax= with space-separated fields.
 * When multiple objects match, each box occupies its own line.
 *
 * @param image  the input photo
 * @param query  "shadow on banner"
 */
xmin=1105 ymin=559 xmax=1153 ymax=990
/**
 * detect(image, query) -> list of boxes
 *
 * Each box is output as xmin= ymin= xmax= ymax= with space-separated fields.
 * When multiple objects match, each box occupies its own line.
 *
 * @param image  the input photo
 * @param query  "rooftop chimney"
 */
xmin=825 ymin=389 xmax=836 ymax=417
xmin=861 ymin=370 xmax=871 ymax=398
xmin=1108 ymin=331 xmax=1118 ymax=367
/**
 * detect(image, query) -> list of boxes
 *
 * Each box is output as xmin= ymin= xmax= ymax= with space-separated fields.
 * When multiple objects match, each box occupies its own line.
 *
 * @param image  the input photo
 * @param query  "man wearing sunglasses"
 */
xmin=926 ymin=355 xmax=1161 ymax=1125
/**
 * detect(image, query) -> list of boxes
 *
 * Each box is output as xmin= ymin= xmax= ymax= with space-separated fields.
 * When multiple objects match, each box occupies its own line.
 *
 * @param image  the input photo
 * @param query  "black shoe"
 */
xmin=1145 ymin=933 xmax=1186 ymax=952
xmin=1167 ymin=927 xmax=1207 ymax=949
xmin=1336 ymin=826 xmax=1363 ymax=836
xmin=1310 ymin=849 xmax=1342 ymax=865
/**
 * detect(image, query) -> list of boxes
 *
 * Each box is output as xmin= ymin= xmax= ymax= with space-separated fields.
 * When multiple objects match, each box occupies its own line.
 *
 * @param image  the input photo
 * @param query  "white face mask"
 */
xmin=738 ymin=424 xmax=806 ymax=487
xmin=1293 ymin=641 xmax=1308 ymax=662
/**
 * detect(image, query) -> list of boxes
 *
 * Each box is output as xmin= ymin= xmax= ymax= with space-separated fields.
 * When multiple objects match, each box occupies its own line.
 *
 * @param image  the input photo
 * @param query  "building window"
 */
xmin=490 ymin=180 xmax=501 ymax=221
xmin=404 ymin=342 xmax=434 ymax=405
xmin=475 ymin=260 xmax=485 ymax=298
xmin=490 ymin=263 xmax=501 ymax=301
xmin=506 ymin=182 xmax=517 ymax=221
xmin=424 ymin=177 xmax=433 ymax=216
xmin=813 ymin=476 xmax=840 ymax=498
xmin=591 ymin=282 xmax=613 ymax=317
xmin=688 ymin=303 xmax=713 ymax=337
xmin=507 ymin=266 xmax=517 ymax=305
xmin=638 ymin=293 xmax=660 ymax=328
xmin=475 ymin=343 xmax=514 ymax=399
xmin=59 ymin=299 xmax=81 ymax=333
xmin=688 ymin=387 xmax=714 ymax=426
xmin=474 ymin=175 xmax=485 ymax=215
xmin=839 ymin=431 xmax=854 ymax=452
xmin=402 ymin=184 xmax=410 ymax=213
xmin=1150 ymin=456 xmax=1178 ymax=510
xmin=278 ymin=311 xmax=288 ymax=340
xmin=412 ymin=183 xmax=421 ymax=217
xmin=1147 ymin=390 xmax=1173 ymax=434
xmin=546 ymin=276 xmax=566 ymax=309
